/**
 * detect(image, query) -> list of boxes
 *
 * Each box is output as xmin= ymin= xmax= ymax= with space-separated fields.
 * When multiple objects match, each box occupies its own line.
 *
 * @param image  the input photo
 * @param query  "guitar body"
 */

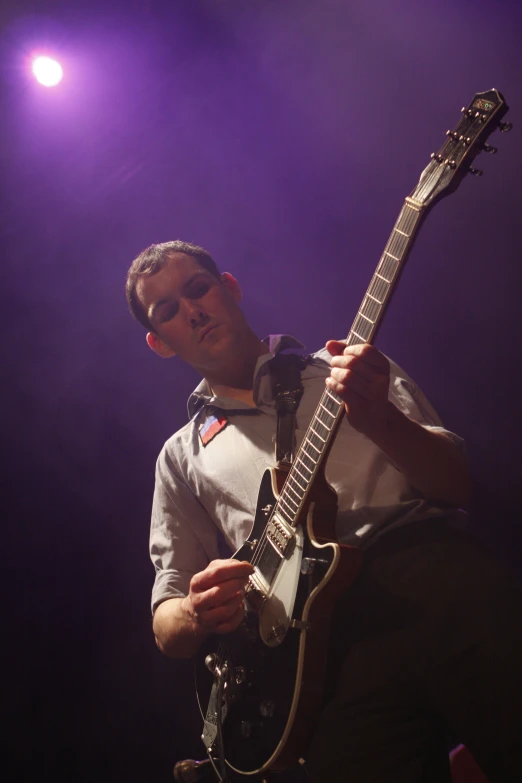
xmin=195 ymin=467 xmax=362 ymax=775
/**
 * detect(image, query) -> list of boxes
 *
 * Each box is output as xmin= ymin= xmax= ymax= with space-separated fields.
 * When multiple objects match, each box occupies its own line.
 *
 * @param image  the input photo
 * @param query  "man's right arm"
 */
xmin=152 ymin=559 xmax=254 ymax=659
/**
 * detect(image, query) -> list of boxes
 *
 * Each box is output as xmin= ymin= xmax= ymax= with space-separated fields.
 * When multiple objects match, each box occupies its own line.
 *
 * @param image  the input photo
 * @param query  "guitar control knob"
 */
xmin=205 ymin=654 xmax=217 ymax=673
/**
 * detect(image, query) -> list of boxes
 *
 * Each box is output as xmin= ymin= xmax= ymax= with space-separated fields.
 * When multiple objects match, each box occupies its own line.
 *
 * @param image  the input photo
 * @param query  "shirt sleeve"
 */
xmin=149 ymin=442 xmax=221 ymax=614
xmin=311 ymin=346 xmax=463 ymax=449
xmin=387 ymin=358 xmax=465 ymax=450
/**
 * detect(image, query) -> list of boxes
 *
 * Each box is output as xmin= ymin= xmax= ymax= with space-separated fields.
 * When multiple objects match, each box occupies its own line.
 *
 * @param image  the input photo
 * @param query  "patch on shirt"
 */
xmin=199 ymin=413 xmax=229 ymax=446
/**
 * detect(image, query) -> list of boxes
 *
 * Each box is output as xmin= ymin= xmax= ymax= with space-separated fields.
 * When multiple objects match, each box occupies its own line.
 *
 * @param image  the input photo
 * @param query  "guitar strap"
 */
xmin=271 ymin=353 xmax=308 ymax=468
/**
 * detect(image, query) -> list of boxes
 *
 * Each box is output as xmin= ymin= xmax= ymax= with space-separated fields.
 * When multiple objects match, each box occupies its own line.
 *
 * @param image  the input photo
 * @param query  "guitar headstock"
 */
xmin=412 ymin=89 xmax=511 ymax=207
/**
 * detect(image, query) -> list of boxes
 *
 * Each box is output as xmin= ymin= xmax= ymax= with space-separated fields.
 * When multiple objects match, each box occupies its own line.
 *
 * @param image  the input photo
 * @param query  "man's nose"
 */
xmin=185 ymin=300 xmax=209 ymax=328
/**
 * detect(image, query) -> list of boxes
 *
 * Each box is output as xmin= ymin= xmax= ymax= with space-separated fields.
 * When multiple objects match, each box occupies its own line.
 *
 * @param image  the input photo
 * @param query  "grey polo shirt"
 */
xmin=150 ymin=335 xmax=463 ymax=612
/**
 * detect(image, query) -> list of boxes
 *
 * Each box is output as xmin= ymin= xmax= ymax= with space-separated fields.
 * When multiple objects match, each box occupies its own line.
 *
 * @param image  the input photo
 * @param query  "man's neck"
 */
xmin=206 ymin=335 xmax=269 ymax=407
xmin=210 ymin=384 xmax=257 ymax=407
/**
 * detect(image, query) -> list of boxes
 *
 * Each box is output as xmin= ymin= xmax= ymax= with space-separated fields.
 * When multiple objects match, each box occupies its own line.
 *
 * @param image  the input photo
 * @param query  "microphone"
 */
xmin=172 ymin=758 xmax=217 ymax=782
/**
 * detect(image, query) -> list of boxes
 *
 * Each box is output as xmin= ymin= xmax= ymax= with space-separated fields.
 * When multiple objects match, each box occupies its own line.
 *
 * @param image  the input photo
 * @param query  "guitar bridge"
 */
xmin=245 ymin=569 xmax=268 ymax=612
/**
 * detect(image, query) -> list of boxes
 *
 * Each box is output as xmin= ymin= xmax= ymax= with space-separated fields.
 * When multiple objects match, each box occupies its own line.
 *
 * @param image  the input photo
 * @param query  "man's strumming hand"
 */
xmin=181 ymin=558 xmax=254 ymax=635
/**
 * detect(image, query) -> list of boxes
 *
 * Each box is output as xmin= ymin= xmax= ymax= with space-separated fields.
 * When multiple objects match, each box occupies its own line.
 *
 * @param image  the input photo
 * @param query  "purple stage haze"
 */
xmin=2 ymin=1 xmax=521 ymax=781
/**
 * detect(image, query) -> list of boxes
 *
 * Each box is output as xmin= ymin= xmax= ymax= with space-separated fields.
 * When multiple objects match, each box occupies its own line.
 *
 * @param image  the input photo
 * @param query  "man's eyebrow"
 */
xmin=148 ymin=271 xmax=211 ymax=323
xmin=181 ymin=270 xmax=210 ymax=294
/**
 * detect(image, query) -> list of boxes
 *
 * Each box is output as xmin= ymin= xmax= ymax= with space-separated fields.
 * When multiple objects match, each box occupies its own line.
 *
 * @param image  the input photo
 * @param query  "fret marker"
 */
xmin=300 ymin=451 xmax=318 ymax=468
xmin=305 ymin=438 xmax=321 ymax=455
xmin=285 ymin=485 xmax=301 ymax=504
xmin=278 ymin=497 xmax=296 ymax=518
xmin=293 ymin=466 xmax=310 ymax=484
xmin=351 ymin=329 xmax=366 ymax=342
xmin=319 ymin=402 xmax=336 ymax=418
xmin=324 ymin=389 xmax=342 ymax=407
xmin=289 ymin=474 xmax=306 ymax=492
xmin=310 ymin=425 xmax=326 ymax=442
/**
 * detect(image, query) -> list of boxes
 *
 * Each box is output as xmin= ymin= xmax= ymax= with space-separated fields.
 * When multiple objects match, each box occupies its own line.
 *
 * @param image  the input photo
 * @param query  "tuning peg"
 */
xmin=469 ymin=167 xmax=483 ymax=177
xmin=499 ymin=121 xmax=513 ymax=132
xmin=483 ymin=143 xmax=498 ymax=154
xmin=430 ymin=152 xmax=444 ymax=163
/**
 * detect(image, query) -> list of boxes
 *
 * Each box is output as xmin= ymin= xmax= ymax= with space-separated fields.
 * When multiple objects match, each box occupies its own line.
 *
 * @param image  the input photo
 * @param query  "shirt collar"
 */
xmin=187 ymin=334 xmax=305 ymax=419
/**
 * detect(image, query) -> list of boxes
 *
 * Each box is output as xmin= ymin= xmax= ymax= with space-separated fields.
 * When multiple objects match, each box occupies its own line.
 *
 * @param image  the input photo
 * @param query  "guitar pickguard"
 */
xmin=258 ymin=526 xmax=304 ymax=647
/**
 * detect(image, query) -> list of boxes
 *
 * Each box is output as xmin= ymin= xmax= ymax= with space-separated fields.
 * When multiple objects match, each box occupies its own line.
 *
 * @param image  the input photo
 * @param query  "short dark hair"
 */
xmin=125 ymin=240 xmax=220 ymax=331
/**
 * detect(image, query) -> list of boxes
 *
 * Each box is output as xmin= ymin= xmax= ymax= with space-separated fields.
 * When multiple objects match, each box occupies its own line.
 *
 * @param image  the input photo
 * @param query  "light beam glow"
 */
xmin=32 ymin=56 xmax=63 ymax=87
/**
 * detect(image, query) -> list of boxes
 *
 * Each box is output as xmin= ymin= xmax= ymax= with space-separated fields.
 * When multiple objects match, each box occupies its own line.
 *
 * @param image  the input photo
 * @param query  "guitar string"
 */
xmin=246 ymin=369 xmax=344 ymax=583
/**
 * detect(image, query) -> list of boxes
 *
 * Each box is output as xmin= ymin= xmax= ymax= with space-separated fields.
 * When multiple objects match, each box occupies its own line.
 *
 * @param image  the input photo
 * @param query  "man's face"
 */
xmin=137 ymin=253 xmax=247 ymax=374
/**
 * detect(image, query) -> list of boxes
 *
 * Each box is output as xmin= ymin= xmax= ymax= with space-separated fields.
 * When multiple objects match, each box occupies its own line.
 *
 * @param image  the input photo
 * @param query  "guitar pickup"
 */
xmin=266 ymin=514 xmax=295 ymax=557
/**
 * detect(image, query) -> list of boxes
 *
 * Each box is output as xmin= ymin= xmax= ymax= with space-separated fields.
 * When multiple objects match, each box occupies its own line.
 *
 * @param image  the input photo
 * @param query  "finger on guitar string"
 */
xmin=328 ymin=366 xmax=387 ymax=401
xmin=192 ymin=577 xmax=247 ymax=613
xmin=326 ymin=340 xmax=390 ymax=372
xmin=190 ymin=558 xmax=254 ymax=592
xmin=185 ymin=559 xmax=253 ymax=633
xmin=195 ymin=592 xmax=246 ymax=633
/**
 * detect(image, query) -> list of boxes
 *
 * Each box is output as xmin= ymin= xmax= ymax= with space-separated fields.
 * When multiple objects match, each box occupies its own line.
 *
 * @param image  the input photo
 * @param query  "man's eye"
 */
xmin=161 ymin=305 xmax=178 ymax=322
xmin=193 ymin=284 xmax=209 ymax=298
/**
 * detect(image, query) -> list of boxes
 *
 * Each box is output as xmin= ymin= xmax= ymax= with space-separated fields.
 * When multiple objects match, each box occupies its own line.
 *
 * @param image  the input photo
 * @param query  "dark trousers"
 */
xmin=306 ymin=519 xmax=522 ymax=782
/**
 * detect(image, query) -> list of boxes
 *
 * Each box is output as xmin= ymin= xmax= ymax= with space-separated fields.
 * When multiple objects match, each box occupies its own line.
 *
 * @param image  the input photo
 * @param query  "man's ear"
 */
xmin=221 ymin=272 xmax=242 ymax=303
xmin=146 ymin=331 xmax=176 ymax=358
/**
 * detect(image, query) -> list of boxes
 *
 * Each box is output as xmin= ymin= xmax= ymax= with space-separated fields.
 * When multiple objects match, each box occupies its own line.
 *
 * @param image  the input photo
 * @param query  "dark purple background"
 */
xmin=2 ymin=1 xmax=521 ymax=780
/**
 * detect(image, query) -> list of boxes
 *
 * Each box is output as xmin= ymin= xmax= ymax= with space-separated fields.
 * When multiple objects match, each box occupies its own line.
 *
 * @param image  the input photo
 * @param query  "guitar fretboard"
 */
xmin=276 ymin=198 xmax=425 ymax=528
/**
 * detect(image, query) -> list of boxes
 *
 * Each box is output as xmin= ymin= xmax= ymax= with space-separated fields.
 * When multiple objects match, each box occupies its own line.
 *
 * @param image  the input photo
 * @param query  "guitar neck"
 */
xmin=276 ymin=197 xmax=426 ymax=530
xmin=350 ymin=197 xmax=425 ymax=346
xmin=275 ymin=87 xmax=509 ymax=530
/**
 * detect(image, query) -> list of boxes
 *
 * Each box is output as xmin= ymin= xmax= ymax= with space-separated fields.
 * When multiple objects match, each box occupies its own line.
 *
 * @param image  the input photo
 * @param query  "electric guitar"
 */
xmin=195 ymin=89 xmax=511 ymax=777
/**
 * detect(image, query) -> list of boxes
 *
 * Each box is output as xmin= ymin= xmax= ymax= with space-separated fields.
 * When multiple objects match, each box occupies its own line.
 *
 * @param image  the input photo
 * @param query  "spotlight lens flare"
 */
xmin=32 ymin=56 xmax=63 ymax=87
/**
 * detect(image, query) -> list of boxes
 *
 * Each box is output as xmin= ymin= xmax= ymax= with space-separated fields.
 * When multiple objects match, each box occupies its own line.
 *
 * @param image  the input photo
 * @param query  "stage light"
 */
xmin=32 ymin=56 xmax=63 ymax=87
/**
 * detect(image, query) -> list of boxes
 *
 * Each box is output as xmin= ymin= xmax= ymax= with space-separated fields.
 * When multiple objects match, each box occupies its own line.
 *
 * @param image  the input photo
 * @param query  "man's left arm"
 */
xmin=325 ymin=340 xmax=471 ymax=510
